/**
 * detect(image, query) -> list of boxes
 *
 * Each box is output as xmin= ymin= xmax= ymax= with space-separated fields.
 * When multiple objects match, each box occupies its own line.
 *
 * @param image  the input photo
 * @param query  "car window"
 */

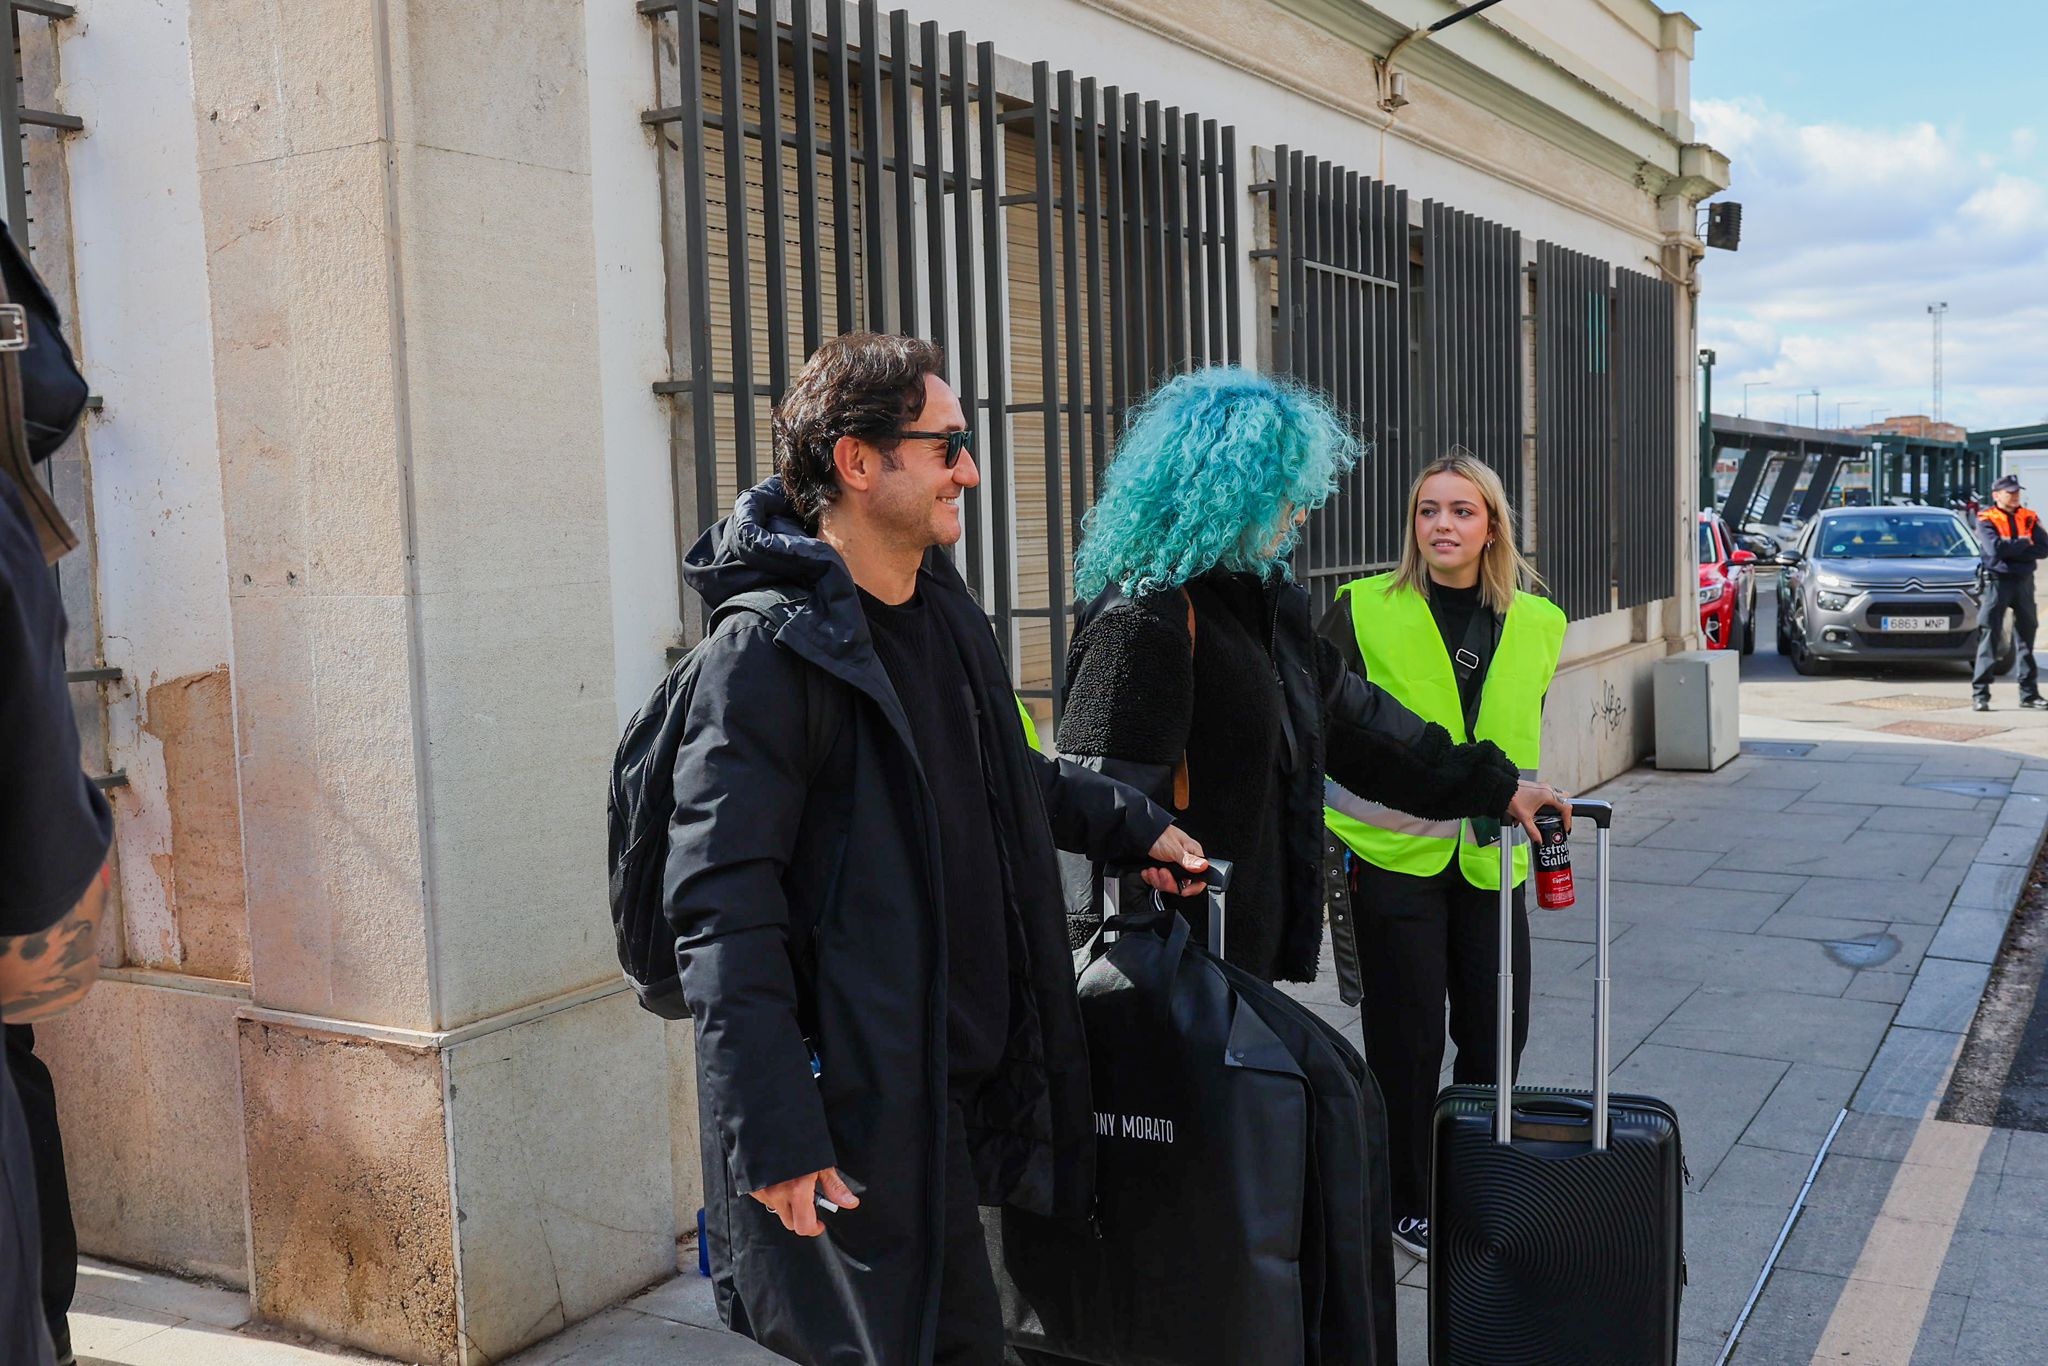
xmin=1699 ymin=523 xmax=1718 ymax=565
xmin=1816 ymin=513 xmax=1973 ymax=559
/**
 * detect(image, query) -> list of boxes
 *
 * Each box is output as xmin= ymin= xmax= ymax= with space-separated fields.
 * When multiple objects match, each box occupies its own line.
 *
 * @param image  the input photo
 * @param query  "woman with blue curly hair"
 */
xmin=1057 ymin=368 xmax=1561 ymax=986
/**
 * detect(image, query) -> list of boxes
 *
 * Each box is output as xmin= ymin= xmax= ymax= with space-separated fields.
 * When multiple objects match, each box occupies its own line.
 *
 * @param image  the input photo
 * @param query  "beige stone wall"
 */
xmin=37 ymin=5 xmax=679 ymax=1363
xmin=38 ymin=2 xmax=1713 ymax=1362
xmin=238 ymin=1019 xmax=457 ymax=1361
xmin=189 ymin=0 xmax=434 ymax=1031
xmin=34 ymin=979 xmax=251 ymax=1289
xmin=443 ymin=992 xmax=674 ymax=1361
xmin=391 ymin=0 xmax=623 ymax=1023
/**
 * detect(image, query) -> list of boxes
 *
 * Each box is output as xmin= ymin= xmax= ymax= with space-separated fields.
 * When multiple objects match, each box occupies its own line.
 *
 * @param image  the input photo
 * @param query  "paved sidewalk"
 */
xmin=1277 ymin=735 xmax=2048 ymax=1366
xmin=70 ymin=737 xmax=2048 ymax=1365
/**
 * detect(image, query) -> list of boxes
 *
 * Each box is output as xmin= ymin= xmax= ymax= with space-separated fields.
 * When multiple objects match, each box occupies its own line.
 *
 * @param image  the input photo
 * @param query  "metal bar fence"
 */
xmin=648 ymin=0 xmax=1688 ymax=678
xmin=1535 ymin=240 xmax=1616 ymax=619
xmin=1255 ymin=150 xmax=1411 ymax=616
xmin=0 ymin=1 xmax=77 ymax=237
xmin=1419 ymin=199 xmax=1523 ymax=501
xmin=1614 ymin=265 xmax=1677 ymax=609
xmin=645 ymin=0 xmax=1240 ymax=717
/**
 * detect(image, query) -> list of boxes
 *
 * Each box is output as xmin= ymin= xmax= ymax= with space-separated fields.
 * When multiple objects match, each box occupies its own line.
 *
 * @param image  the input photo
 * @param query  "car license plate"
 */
xmin=1879 ymin=616 xmax=1948 ymax=632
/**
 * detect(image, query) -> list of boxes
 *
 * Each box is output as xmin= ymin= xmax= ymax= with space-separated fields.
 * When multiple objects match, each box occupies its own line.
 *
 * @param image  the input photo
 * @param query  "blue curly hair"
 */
xmin=1074 ymin=367 xmax=1361 ymax=599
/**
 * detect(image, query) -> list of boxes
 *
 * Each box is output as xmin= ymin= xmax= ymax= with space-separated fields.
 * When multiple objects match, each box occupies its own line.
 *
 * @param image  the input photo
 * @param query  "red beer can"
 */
xmin=1533 ymin=810 xmax=1574 ymax=909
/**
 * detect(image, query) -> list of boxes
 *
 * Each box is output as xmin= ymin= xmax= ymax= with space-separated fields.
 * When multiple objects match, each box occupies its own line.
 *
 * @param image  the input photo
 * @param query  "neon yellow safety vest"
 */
xmin=1323 ymin=573 xmax=1565 ymax=889
xmin=1016 ymin=695 xmax=1044 ymax=754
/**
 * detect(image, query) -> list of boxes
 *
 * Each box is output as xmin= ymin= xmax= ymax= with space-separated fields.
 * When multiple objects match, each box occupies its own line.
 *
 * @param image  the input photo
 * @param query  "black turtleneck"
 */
xmin=1425 ymin=579 xmax=1495 ymax=734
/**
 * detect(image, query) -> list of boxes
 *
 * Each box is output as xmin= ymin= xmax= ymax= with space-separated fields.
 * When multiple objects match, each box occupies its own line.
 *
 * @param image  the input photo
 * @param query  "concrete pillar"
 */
xmin=188 ymin=4 xmax=681 ymax=1361
xmin=30 ymin=4 xmax=685 ymax=1363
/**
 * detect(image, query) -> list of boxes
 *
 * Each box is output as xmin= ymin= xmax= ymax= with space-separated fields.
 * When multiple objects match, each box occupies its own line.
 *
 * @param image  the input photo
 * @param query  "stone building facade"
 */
xmin=29 ymin=0 xmax=1725 ymax=1361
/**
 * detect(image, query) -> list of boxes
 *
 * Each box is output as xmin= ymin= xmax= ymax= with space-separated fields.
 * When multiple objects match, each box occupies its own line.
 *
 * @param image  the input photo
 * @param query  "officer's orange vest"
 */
xmin=1981 ymin=506 xmax=2040 ymax=538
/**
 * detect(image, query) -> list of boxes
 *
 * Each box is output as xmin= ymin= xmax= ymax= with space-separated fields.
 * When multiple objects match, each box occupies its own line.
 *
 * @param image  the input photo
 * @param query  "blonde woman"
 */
xmin=1320 ymin=451 xmax=1568 ymax=1263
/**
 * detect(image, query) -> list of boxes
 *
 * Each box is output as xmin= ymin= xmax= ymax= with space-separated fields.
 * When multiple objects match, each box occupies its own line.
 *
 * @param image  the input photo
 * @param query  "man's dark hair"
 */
xmin=773 ymin=332 xmax=946 ymax=528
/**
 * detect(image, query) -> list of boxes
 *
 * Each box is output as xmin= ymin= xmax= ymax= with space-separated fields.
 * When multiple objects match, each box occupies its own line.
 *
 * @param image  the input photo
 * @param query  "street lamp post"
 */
xmin=1699 ymin=349 xmax=1717 ymax=511
xmin=1929 ymin=302 xmax=1948 ymax=426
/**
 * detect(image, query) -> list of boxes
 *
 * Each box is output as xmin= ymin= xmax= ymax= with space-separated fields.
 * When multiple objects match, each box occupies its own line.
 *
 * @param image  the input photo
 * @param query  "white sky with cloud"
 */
xmin=1691 ymin=4 xmax=2048 ymax=432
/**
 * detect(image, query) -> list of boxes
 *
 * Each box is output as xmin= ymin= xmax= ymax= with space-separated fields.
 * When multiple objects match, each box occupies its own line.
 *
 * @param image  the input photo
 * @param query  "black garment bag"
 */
xmin=992 ymin=862 xmax=1387 ymax=1365
xmin=1429 ymin=800 xmax=1687 ymax=1366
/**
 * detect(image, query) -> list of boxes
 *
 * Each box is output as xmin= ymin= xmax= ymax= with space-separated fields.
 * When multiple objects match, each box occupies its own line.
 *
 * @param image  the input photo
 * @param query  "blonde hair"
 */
xmin=1386 ymin=450 xmax=1544 ymax=614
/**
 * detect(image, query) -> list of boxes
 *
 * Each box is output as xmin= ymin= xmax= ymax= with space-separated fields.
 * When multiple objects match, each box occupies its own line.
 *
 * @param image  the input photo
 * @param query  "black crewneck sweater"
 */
xmin=859 ymin=586 xmax=1010 ymax=1084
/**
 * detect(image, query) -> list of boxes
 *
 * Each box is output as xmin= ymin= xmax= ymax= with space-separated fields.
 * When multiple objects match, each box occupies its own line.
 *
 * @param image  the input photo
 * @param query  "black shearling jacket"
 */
xmin=1056 ymin=569 xmax=1520 ymax=984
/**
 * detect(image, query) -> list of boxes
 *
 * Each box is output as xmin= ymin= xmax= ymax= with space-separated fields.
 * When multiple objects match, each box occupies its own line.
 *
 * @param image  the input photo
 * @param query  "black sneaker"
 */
xmin=1975 ymin=697 xmax=1992 ymax=712
xmin=1393 ymin=1214 xmax=1429 ymax=1261
xmin=2023 ymin=698 xmax=2048 ymax=711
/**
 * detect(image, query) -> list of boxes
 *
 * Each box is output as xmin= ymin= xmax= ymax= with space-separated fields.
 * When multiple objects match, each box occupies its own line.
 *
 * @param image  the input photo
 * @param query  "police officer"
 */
xmin=1974 ymin=473 xmax=2048 ymax=712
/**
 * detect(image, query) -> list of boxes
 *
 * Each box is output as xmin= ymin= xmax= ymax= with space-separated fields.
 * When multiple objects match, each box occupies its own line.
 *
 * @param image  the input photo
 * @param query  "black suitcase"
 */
xmin=1429 ymin=800 xmax=1686 ymax=1366
xmin=993 ymin=863 xmax=1387 ymax=1365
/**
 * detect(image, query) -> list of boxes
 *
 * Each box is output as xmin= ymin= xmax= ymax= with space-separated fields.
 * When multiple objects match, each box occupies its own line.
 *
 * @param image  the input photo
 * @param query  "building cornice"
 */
xmin=1279 ymin=0 xmax=1711 ymax=187
xmin=1089 ymin=0 xmax=1728 ymax=203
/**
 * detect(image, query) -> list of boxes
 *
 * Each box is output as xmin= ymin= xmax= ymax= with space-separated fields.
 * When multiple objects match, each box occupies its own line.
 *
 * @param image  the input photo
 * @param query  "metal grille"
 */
xmin=1255 ymin=149 xmax=1411 ymax=615
xmin=1419 ymin=199 xmax=1523 ymax=499
xmin=1535 ymin=241 xmax=1614 ymax=620
xmin=1613 ymin=265 xmax=1675 ymax=609
xmin=0 ymin=0 xmax=77 ymax=236
xmin=644 ymin=0 xmax=1238 ymax=713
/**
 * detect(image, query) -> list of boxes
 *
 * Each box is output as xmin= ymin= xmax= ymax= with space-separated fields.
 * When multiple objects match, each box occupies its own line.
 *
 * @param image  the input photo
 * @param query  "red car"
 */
xmin=1699 ymin=511 xmax=1758 ymax=653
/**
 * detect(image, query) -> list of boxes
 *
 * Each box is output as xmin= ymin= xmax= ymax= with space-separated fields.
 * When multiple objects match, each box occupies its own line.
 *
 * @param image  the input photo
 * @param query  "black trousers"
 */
xmin=935 ymin=1095 xmax=1005 ymax=1366
xmin=1353 ymin=859 xmax=1530 ymax=1223
xmin=1974 ymin=575 xmax=2040 ymax=700
xmin=4 ymin=1025 xmax=72 ymax=1349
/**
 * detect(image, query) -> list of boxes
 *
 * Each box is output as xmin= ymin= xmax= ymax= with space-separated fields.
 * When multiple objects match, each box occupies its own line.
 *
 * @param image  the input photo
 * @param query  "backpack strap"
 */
xmin=0 ymin=260 xmax=74 ymax=564
xmin=1173 ymin=589 xmax=1195 ymax=810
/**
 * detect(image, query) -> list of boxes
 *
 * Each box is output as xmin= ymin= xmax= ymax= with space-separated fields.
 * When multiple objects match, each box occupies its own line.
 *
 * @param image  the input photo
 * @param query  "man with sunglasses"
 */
xmin=668 ymin=332 xmax=1206 ymax=1365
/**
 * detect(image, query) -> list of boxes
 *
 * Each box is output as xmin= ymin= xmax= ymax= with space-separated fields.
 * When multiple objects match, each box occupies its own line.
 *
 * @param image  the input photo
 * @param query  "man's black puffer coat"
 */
xmin=1057 ymin=568 xmax=1520 ymax=983
xmin=669 ymin=479 xmax=1173 ymax=1366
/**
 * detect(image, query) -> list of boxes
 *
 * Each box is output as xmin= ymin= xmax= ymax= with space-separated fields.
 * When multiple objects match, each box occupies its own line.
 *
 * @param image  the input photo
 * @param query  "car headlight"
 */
xmin=1814 ymin=572 xmax=1851 ymax=591
xmin=1699 ymin=582 xmax=1725 ymax=605
xmin=1815 ymin=591 xmax=1851 ymax=611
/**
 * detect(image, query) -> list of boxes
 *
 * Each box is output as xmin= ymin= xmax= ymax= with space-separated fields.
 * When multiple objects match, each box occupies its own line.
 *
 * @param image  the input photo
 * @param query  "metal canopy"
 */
xmin=1706 ymin=413 xmax=1979 ymax=516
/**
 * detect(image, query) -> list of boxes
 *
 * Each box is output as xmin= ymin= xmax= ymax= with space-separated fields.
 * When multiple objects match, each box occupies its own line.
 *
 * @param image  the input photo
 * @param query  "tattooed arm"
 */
xmin=0 ymin=866 xmax=107 ymax=1022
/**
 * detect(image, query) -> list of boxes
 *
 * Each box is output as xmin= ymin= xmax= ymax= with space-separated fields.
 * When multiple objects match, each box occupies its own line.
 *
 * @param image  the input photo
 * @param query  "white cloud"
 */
xmin=1693 ymin=97 xmax=1764 ymax=156
xmin=1960 ymin=176 xmax=2048 ymax=236
xmin=1698 ymin=94 xmax=2048 ymax=429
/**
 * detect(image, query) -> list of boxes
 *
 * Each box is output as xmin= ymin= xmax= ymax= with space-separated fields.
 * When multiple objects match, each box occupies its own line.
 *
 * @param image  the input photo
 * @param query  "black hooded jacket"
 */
xmin=1056 ymin=569 xmax=1521 ymax=983
xmin=667 ymin=479 xmax=1173 ymax=1366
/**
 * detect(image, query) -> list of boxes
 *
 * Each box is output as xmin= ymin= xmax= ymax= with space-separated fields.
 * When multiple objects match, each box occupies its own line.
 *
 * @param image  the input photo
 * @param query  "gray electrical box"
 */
xmin=1653 ymin=650 xmax=1739 ymax=771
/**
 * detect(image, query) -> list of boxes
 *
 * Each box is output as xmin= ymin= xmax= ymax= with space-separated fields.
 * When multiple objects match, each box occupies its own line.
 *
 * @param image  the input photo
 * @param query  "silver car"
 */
xmin=1776 ymin=506 xmax=2013 ymax=676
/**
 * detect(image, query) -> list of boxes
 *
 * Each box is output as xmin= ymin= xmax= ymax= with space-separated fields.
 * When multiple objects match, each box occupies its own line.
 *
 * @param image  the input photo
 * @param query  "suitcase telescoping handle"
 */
xmin=1497 ymin=800 xmax=1614 ymax=1150
xmin=1101 ymin=858 xmax=1235 ymax=953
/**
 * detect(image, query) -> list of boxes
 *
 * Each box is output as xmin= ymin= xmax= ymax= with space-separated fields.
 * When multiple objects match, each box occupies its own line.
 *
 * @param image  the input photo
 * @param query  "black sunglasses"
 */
xmin=894 ymin=428 xmax=975 ymax=468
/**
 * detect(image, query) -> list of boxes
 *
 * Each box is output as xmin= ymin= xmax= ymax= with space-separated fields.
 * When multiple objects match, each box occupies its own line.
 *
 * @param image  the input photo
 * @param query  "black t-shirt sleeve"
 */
xmin=0 ymin=479 xmax=112 ymax=936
